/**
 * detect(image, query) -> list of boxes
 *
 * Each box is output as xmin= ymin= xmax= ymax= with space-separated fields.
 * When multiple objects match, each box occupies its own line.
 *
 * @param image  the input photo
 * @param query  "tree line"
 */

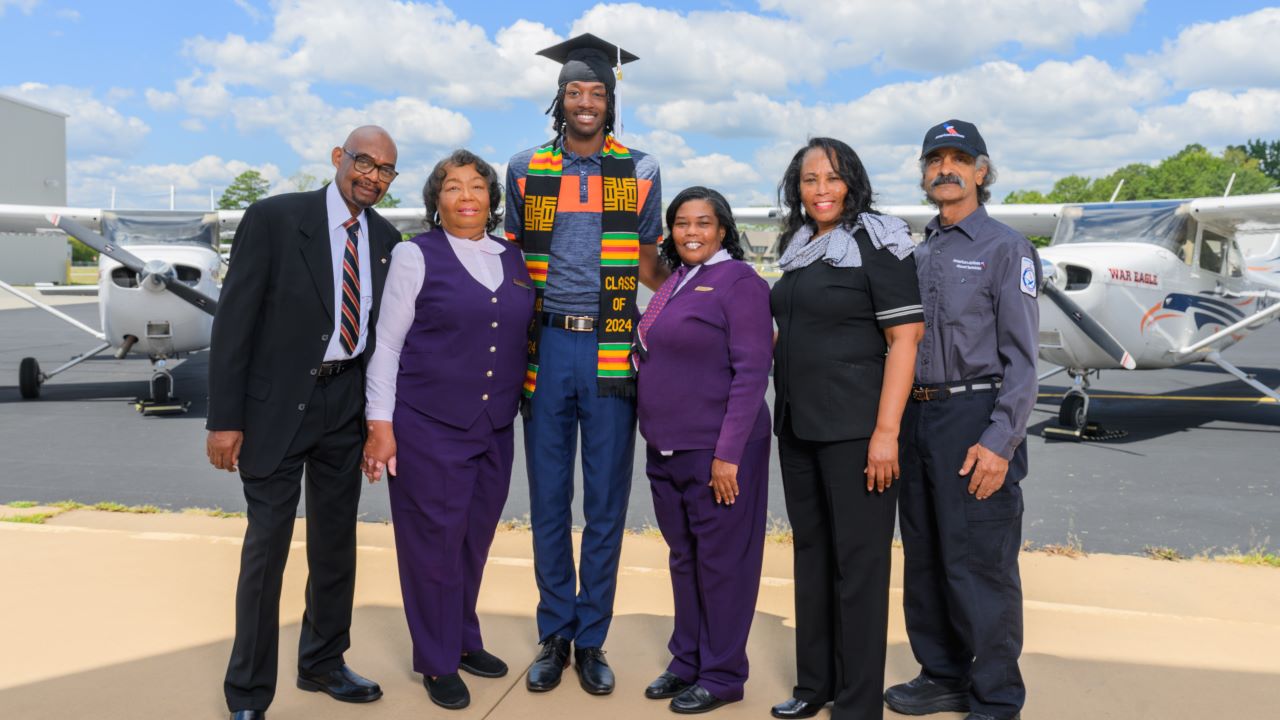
xmin=1003 ymin=139 xmax=1280 ymax=205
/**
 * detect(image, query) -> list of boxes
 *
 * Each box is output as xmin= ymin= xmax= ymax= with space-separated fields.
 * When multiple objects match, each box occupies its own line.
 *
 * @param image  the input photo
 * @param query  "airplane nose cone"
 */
xmin=140 ymin=259 xmax=174 ymax=291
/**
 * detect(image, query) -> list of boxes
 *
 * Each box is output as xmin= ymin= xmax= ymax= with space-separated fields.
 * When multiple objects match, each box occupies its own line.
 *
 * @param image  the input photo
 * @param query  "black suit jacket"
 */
xmin=206 ymin=188 xmax=398 ymax=478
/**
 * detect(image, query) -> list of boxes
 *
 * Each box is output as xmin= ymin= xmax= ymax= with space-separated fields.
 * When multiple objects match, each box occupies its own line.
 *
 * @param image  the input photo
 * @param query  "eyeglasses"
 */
xmin=342 ymin=148 xmax=399 ymax=182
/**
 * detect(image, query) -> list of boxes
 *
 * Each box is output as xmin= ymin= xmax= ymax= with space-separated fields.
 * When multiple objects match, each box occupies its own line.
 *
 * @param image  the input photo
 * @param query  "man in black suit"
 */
xmin=206 ymin=125 xmax=401 ymax=720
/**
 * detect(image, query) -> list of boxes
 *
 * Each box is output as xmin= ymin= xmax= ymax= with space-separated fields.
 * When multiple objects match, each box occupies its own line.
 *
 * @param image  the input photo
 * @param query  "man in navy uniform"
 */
xmin=885 ymin=119 xmax=1038 ymax=720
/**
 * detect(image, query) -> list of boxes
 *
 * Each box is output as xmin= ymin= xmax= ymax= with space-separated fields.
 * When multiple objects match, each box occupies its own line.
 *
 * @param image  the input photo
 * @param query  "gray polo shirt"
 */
xmin=915 ymin=205 xmax=1040 ymax=459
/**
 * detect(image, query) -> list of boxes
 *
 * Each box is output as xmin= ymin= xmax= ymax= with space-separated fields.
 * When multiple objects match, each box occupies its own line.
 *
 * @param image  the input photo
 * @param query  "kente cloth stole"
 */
xmin=521 ymin=136 xmax=641 ymax=400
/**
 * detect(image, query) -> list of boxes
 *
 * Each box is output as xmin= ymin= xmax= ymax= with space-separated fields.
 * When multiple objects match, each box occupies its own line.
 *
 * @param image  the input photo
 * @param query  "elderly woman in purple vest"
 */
xmin=362 ymin=149 xmax=535 ymax=711
xmin=634 ymin=186 xmax=773 ymax=714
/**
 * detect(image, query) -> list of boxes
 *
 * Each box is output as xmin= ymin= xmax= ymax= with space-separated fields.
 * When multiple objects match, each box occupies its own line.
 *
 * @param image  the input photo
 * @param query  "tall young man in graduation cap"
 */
xmin=505 ymin=33 xmax=667 ymax=696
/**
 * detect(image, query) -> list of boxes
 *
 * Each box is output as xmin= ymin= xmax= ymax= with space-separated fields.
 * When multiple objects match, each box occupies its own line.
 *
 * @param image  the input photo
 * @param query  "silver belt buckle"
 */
xmin=565 ymin=315 xmax=595 ymax=332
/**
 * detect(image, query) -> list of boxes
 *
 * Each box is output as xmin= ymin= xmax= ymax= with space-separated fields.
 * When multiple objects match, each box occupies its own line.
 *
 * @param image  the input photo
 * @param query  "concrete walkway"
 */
xmin=2 ymin=508 xmax=1278 ymax=719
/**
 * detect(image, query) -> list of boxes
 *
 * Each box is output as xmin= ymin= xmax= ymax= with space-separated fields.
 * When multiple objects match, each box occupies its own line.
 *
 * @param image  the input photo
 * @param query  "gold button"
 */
xmin=482 ymin=393 xmax=489 ymax=401
xmin=491 ymin=321 xmax=498 ymax=328
xmin=486 ymin=370 xmax=493 ymax=377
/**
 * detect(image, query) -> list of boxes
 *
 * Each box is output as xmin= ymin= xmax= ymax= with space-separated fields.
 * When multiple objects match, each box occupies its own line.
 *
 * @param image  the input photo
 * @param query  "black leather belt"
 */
xmin=541 ymin=312 xmax=597 ymax=332
xmin=317 ymin=359 xmax=358 ymax=377
xmin=911 ymin=377 xmax=1002 ymax=402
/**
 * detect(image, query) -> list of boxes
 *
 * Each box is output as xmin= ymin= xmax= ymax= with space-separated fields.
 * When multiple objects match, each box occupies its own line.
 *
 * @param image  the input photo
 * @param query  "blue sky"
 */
xmin=2 ymin=1 xmax=1279 ymax=210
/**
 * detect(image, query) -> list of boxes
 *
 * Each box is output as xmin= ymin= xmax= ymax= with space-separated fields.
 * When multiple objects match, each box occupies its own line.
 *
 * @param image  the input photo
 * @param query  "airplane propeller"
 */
xmin=1040 ymin=281 xmax=1136 ymax=370
xmin=47 ymin=214 xmax=219 ymax=316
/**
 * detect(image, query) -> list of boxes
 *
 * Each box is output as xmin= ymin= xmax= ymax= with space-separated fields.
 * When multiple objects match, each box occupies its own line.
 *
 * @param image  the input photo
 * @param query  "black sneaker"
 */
xmin=883 ymin=674 xmax=970 ymax=715
xmin=460 ymin=648 xmax=509 ymax=678
xmin=424 ymin=673 xmax=470 ymax=710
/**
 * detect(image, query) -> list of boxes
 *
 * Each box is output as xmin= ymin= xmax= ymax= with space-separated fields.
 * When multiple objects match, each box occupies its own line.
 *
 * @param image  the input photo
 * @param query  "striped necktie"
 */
xmin=339 ymin=217 xmax=361 ymax=355
xmin=637 ymin=263 xmax=689 ymax=351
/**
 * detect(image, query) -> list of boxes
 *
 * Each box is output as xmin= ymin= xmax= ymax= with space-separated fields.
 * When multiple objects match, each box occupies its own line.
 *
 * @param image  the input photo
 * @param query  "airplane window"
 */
xmin=1199 ymin=230 xmax=1226 ymax=274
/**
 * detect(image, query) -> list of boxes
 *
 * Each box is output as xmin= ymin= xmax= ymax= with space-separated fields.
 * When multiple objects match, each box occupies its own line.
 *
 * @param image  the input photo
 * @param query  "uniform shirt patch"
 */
xmin=1020 ymin=256 xmax=1037 ymax=297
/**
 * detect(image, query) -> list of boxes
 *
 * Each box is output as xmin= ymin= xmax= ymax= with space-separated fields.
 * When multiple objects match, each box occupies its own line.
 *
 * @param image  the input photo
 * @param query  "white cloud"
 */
xmin=144 ymin=88 xmax=179 ymax=111
xmin=760 ymin=0 xmax=1145 ymax=72
xmin=177 ymin=0 xmax=560 ymax=106
xmin=180 ymin=118 xmax=206 ymax=132
xmin=1 ymin=82 xmax=150 ymax=157
xmin=1143 ymin=8 xmax=1280 ymax=90
xmin=226 ymin=90 xmax=472 ymax=163
xmin=54 ymin=7 xmax=78 ymax=21
xmin=0 ymin=1 xmax=39 ymax=16
xmin=233 ymin=0 xmax=264 ymax=24
xmin=68 ymin=155 xmax=283 ymax=210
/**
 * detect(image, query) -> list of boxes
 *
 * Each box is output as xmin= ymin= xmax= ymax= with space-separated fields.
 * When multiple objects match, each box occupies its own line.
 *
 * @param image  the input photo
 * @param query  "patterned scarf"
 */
xmin=522 ymin=136 xmax=641 ymax=400
xmin=777 ymin=212 xmax=915 ymax=272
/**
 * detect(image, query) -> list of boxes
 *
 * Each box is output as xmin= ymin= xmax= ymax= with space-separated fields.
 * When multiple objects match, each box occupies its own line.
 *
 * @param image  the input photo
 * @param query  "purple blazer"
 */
xmin=635 ymin=259 xmax=772 ymax=465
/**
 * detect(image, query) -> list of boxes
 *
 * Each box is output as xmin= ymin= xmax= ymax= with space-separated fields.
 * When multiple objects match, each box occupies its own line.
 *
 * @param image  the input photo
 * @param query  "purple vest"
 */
xmin=396 ymin=229 xmax=535 ymax=430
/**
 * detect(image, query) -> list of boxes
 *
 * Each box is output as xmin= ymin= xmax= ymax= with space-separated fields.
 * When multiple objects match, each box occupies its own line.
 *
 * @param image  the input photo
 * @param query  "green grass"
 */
xmin=765 ymin=515 xmax=793 ymax=545
xmin=0 ymin=513 xmax=53 ymax=524
xmin=181 ymin=507 xmax=245 ymax=519
xmin=49 ymin=500 xmax=86 ymax=511
xmin=90 ymin=501 xmax=162 ymax=514
xmin=1217 ymin=548 xmax=1280 ymax=568
xmin=6 ymin=500 xmax=39 ymax=508
xmin=1143 ymin=545 xmax=1185 ymax=561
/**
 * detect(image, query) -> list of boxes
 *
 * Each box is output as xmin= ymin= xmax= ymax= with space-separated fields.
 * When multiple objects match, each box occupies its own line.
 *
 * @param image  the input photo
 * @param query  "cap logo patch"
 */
xmin=936 ymin=123 xmax=966 ymax=140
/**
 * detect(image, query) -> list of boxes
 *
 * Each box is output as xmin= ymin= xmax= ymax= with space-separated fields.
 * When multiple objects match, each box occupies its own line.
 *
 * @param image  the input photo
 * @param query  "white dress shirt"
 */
xmin=323 ymin=182 xmax=373 ymax=361
xmin=365 ymin=231 xmax=507 ymax=421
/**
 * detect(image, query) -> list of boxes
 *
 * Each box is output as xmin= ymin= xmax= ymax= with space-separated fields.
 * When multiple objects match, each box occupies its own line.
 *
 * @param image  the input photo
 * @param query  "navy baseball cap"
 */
xmin=920 ymin=119 xmax=988 ymax=159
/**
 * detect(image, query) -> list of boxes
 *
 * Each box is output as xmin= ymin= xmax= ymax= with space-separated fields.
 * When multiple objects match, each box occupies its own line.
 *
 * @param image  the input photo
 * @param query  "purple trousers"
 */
xmin=389 ymin=404 xmax=513 ymax=677
xmin=646 ymin=437 xmax=770 ymax=701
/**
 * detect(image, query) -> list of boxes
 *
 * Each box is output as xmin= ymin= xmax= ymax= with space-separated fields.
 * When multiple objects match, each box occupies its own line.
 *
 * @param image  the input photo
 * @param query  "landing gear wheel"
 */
xmin=150 ymin=371 xmax=172 ymax=404
xmin=1058 ymin=393 xmax=1086 ymax=430
xmin=19 ymin=357 xmax=42 ymax=399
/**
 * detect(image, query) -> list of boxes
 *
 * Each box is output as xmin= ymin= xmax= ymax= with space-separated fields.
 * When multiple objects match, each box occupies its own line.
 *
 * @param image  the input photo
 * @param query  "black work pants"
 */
xmin=899 ymin=390 xmax=1026 ymax=720
xmin=779 ymin=420 xmax=898 ymax=720
xmin=224 ymin=368 xmax=365 ymax=712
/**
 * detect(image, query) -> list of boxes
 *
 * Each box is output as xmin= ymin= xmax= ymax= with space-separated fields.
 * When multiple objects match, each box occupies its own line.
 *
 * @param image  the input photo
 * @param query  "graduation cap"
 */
xmin=537 ymin=33 xmax=639 ymax=91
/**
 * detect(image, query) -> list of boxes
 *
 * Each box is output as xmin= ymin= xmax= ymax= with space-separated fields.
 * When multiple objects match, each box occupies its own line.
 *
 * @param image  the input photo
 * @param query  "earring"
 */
xmin=432 ymin=210 xmax=440 ymax=226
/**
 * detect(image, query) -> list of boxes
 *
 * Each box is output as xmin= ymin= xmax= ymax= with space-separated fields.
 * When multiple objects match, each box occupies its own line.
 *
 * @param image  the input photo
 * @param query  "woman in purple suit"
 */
xmin=362 ymin=149 xmax=535 ymax=710
xmin=634 ymin=186 xmax=774 ymax=714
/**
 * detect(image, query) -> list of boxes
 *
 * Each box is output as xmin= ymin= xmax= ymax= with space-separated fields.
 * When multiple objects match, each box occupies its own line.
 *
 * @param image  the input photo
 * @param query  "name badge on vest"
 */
xmin=694 ymin=286 xmax=714 ymax=292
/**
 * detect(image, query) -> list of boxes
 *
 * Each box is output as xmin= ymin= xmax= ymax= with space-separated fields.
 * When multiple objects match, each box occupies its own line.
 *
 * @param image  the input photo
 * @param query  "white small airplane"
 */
xmin=739 ymin=193 xmax=1280 ymax=439
xmin=0 ymin=203 xmax=426 ymax=413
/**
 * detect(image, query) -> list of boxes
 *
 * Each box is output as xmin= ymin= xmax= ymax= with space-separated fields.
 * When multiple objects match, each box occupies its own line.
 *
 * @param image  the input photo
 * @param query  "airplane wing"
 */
xmin=1188 ymin=193 xmax=1280 ymax=235
xmin=376 ymin=207 xmax=428 ymax=235
xmin=728 ymin=203 xmax=1065 ymax=237
xmin=879 ymin=203 xmax=1065 ymax=237
xmin=0 ymin=204 xmax=101 ymax=234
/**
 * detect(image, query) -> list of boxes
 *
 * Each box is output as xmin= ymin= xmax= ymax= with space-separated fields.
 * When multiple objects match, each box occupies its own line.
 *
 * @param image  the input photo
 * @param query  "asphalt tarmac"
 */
xmin=1 ymin=300 xmax=1276 ymax=556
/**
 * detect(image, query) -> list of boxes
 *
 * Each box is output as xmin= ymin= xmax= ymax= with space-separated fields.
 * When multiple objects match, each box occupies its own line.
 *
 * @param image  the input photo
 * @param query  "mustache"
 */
xmin=930 ymin=174 xmax=965 ymax=189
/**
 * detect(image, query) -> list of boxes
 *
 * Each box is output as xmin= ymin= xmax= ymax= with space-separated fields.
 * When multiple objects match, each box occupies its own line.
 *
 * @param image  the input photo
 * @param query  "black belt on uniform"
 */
xmin=910 ymin=376 xmax=1002 ymax=402
xmin=317 ymin=358 xmax=358 ymax=377
xmin=541 ymin=312 xmax=597 ymax=332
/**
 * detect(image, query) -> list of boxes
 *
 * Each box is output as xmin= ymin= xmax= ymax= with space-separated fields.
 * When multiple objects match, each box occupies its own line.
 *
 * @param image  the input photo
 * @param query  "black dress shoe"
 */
xmin=573 ymin=646 xmax=615 ymax=695
xmin=460 ymin=648 xmax=509 ymax=678
xmin=670 ymin=684 xmax=728 ymax=714
xmin=424 ymin=672 xmax=470 ymax=710
xmin=771 ymin=697 xmax=823 ymax=719
xmin=883 ymin=674 xmax=969 ymax=715
xmin=230 ymin=712 xmax=264 ymax=720
xmin=645 ymin=671 xmax=692 ymax=699
xmin=526 ymin=636 xmax=571 ymax=692
xmin=296 ymin=664 xmax=382 ymax=703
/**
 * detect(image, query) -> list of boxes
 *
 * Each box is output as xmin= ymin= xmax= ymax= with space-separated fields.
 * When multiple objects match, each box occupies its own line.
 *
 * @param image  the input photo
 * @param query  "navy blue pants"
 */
xmin=899 ymin=390 xmax=1026 ymax=720
xmin=523 ymin=325 xmax=636 ymax=648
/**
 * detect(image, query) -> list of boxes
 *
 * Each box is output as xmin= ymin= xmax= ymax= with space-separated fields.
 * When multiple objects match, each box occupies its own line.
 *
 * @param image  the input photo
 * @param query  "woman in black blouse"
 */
xmin=769 ymin=138 xmax=924 ymax=720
